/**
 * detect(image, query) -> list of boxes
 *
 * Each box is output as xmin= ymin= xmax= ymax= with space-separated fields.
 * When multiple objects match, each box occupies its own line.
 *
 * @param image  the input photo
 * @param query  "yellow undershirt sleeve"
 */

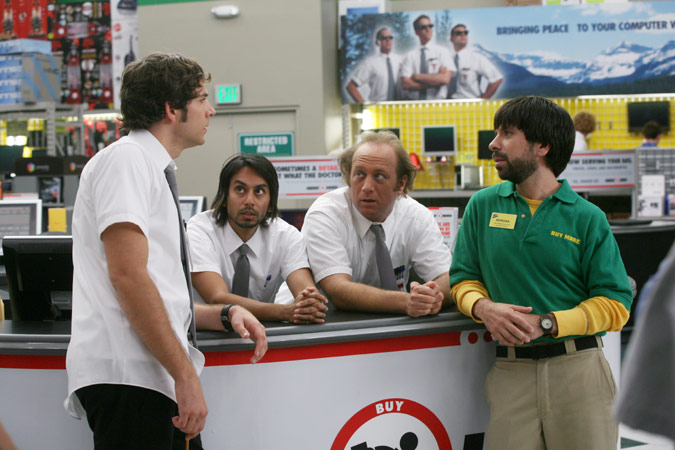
xmin=553 ymin=296 xmax=630 ymax=337
xmin=452 ymin=280 xmax=489 ymax=321
xmin=454 ymin=196 xmax=630 ymax=337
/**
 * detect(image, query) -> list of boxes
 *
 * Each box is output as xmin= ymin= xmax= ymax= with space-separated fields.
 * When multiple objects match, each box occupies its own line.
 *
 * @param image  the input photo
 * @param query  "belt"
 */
xmin=496 ymin=335 xmax=601 ymax=360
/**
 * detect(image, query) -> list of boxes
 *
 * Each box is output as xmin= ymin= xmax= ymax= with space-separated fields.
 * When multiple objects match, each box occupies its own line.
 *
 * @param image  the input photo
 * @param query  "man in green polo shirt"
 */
xmin=450 ymin=96 xmax=632 ymax=450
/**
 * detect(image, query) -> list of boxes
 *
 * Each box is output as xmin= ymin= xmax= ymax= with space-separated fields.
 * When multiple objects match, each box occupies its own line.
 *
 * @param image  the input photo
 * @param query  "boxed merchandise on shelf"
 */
xmin=0 ymin=52 xmax=61 ymax=104
xmin=0 ymin=39 xmax=52 ymax=55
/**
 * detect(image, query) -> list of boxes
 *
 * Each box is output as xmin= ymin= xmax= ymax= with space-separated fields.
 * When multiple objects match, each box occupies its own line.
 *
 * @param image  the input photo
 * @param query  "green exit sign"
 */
xmin=215 ymin=84 xmax=242 ymax=105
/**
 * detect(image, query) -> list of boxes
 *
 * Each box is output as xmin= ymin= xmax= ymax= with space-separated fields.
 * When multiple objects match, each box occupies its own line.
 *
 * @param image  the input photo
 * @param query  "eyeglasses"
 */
xmin=453 ymin=30 xmax=469 ymax=36
xmin=417 ymin=24 xmax=434 ymax=31
xmin=379 ymin=36 xmax=394 ymax=41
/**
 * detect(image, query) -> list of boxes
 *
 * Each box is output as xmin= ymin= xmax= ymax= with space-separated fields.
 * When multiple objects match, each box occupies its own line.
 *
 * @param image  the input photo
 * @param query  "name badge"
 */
xmin=489 ymin=212 xmax=517 ymax=229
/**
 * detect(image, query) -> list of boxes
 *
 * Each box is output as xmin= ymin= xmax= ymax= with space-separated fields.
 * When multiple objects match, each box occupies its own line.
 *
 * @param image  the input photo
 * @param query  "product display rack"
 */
xmin=0 ymin=102 xmax=84 ymax=156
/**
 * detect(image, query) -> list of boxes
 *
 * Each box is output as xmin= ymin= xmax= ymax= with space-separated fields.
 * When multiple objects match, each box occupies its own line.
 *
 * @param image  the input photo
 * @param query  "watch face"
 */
xmin=541 ymin=317 xmax=553 ymax=330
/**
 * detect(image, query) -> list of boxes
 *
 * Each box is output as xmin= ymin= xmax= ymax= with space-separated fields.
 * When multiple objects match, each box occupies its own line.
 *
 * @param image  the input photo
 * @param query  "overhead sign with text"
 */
xmin=269 ymin=156 xmax=346 ymax=198
xmin=560 ymin=151 xmax=635 ymax=190
xmin=239 ymin=132 xmax=294 ymax=157
xmin=340 ymin=1 xmax=675 ymax=103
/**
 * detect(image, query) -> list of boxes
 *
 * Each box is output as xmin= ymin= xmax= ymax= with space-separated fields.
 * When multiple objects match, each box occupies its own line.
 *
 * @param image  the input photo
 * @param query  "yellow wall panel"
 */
xmin=361 ymin=95 xmax=675 ymax=190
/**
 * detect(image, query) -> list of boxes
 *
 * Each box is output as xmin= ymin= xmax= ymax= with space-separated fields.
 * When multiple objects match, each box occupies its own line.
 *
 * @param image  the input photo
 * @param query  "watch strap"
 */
xmin=220 ymin=304 xmax=235 ymax=332
xmin=540 ymin=313 xmax=554 ymax=335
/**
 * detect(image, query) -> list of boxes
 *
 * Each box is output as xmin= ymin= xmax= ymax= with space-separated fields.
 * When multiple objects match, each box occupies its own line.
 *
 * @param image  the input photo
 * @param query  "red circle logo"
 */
xmin=332 ymin=398 xmax=452 ymax=450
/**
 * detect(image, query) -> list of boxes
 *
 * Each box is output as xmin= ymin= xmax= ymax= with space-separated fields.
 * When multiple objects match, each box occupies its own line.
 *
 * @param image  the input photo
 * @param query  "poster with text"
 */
xmin=340 ymin=1 xmax=675 ymax=103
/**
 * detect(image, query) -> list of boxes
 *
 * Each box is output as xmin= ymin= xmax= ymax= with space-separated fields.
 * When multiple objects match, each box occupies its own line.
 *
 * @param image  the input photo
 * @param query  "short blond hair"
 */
xmin=339 ymin=131 xmax=416 ymax=195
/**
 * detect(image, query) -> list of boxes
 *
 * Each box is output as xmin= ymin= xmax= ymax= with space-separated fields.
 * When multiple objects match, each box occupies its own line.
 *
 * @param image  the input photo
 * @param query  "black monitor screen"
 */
xmin=478 ymin=130 xmax=496 ymax=160
xmin=3 ymin=235 xmax=73 ymax=321
xmin=627 ymin=101 xmax=670 ymax=133
xmin=372 ymin=128 xmax=400 ymax=138
xmin=422 ymin=125 xmax=457 ymax=157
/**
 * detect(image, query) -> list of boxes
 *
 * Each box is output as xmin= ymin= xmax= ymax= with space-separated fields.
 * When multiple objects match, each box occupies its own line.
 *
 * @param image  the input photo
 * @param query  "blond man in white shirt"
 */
xmin=303 ymin=131 xmax=452 ymax=317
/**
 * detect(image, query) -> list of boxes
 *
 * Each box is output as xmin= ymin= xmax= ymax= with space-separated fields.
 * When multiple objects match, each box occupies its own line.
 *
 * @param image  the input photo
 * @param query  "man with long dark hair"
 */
xmin=188 ymin=154 xmax=327 ymax=323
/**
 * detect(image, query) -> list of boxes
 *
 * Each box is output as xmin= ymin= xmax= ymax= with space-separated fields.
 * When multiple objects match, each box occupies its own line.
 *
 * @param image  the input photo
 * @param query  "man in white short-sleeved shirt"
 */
xmin=400 ymin=14 xmax=454 ymax=101
xmin=302 ymin=131 xmax=452 ymax=317
xmin=65 ymin=53 xmax=267 ymax=450
xmin=447 ymin=23 xmax=503 ymax=99
xmin=188 ymin=154 xmax=327 ymax=324
xmin=346 ymin=27 xmax=401 ymax=103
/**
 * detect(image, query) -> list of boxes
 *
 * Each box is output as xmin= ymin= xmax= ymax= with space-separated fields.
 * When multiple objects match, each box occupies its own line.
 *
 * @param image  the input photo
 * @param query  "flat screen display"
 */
xmin=627 ymin=101 xmax=670 ymax=133
xmin=422 ymin=125 xmax=457 ymax=157
xmin=372 ymin=128 xmax=400 ymax=138
xmin=3 ymin=235 xmax=73 ymax=320
xmin=478 ymin=130 xmax=496 ymax=160
xmin=0 ymin=199 xmax=42 ymax=254
xmin=179 ymin=196 xmax=206 ymax=220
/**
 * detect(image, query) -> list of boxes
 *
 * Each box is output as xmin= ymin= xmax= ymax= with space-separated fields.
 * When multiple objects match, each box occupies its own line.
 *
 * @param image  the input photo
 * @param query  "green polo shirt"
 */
xmin=450 ymin=180 xmax=633 ymax=341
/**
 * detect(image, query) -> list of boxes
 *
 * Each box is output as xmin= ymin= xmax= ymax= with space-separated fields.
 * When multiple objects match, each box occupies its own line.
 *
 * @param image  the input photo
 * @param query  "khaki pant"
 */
xmin=485 ymin=341 xmax=617 ymax=450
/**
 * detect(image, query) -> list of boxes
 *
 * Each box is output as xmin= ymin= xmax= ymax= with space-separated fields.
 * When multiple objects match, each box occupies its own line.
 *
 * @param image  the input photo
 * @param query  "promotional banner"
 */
xmin=340 ymin=1 xmax=675 ymax=103
xmin=269 ymin=156 xmax=346 ymax=198
xmin=560 ymin=150 xmax=635 ymax=189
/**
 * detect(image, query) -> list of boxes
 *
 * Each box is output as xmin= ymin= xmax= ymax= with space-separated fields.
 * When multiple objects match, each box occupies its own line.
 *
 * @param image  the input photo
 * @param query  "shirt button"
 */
xmin=521 ymin=214 xmax=526 ymax=219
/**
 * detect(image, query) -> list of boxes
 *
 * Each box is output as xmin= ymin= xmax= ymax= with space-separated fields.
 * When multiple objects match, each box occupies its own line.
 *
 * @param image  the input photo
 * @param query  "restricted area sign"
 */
xmin=238 ymin=132 xmax=294 ymax=157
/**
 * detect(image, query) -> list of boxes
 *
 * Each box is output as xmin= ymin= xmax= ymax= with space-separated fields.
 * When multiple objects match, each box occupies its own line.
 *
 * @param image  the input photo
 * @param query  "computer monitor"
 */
xmin=372 ymin=128 xmax=400 ymax=138
xmin=179 ymin=196 xmax=206 ymax=220
xmin=0 ymin=199 xmax=42 ymax=254
xmin=478 ymin=130 xmax=496 ymax=160
xmin=421 ymin=125 xmax=457 ymax=157
xmin=3 ymin=235 xmax=73 ymax=321
xmin=627 ymin=101 xmax=670 ymax=133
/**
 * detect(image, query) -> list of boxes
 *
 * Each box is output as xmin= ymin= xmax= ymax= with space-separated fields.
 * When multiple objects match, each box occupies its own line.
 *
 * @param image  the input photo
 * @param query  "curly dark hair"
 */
xmin=120 ymin=53 xmax=211 ymax=131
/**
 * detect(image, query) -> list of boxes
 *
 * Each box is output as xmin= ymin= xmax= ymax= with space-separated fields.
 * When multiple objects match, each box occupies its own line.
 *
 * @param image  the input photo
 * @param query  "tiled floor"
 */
xmin=620 ymin=424 xmax=674 ymax=449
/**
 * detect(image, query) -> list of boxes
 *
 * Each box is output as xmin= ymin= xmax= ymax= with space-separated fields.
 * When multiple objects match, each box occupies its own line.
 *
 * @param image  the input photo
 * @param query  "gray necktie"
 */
xmin=231 ymin=244 xmax=250 ymax=297
xmin=371 ymin=224 xmax=397 ymax=291
xmin=164 ymin=167 xmax=198 ymax=348
xmin=386 ymin=56 xmax=395 ymax=101
xmin=419 ymin=47 xmax=428 ymax=100
xmin=447 ymin=52 xmax=459 ymax=99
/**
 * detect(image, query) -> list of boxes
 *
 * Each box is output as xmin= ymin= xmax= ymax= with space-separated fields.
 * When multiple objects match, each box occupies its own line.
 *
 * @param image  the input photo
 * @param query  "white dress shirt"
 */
xmin=349 ymin=50 xmax=402 ymax=102
xmin=573 ymin=130 xmax=589 ymax=152
xmin=450 ymin=47 xmax=502 ymax=99
xmin=65 ymin=130 xmax=204 ymax=418
xmin=302 ymin=187 xmax=451 ymax=290
xmin=188 ymin=211 xmax=309 ymax=303
xmin=400 ymin=42 xmax=455 ymax=100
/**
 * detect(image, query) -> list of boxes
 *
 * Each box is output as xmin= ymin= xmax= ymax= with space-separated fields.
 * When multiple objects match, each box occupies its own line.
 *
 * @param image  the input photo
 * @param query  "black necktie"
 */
xmin=386 ymin=56 xmax=395 ymax=101
xmin=231 ymin=244 xmax=250 ymax=297
xmin=447 ymin=52 xmax=459 ymax=99
xmin=164 ymin=166 xmax=198 ymax=347
xmin=419 ymin=47 xmax=428 ymax=100
xmin=371 ymin=224 xmax=398 ymax=291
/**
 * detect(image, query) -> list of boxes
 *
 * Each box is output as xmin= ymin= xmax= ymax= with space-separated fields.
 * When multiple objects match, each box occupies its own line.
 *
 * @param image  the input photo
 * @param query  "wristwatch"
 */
xmin=220 ymin=304 xmax=235 ymax=332
xmin=540 ymin=314 xmax=554 ymax=335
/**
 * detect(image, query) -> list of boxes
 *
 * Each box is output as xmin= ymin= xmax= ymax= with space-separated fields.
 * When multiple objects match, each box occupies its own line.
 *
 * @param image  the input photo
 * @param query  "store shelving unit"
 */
xmin=0 ymin=102 xmax=85 ymax=156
